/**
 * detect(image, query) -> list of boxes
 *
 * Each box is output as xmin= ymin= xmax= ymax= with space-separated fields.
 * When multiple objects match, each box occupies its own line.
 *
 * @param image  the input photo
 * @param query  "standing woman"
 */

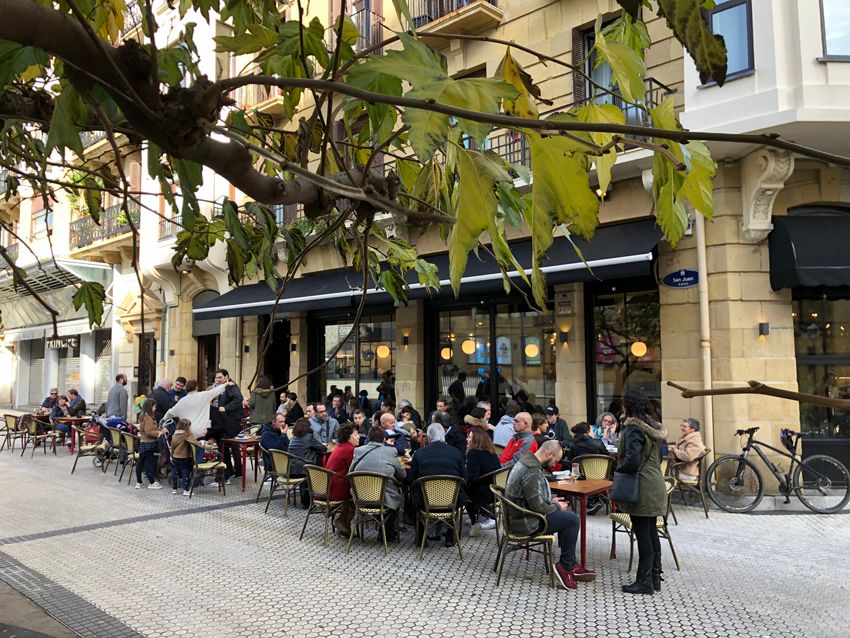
xmin=616 ymin=390 xmax=667 ymax=594
xmin=136 ymin=398 xmax=166 ymax=489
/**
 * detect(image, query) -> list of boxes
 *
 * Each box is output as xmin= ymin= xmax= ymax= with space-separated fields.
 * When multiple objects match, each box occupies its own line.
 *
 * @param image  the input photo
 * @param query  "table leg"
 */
xmin=579 ymin=495 xmax=587 ymax=567
xmin=253 ymin=445 xmax=259 ymax=483
xmin=241 ymin=444 xmax=247 ymax=493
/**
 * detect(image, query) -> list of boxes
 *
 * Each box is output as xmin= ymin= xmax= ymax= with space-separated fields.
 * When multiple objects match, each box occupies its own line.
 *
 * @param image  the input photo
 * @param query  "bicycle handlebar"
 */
xmin=735 ymin=427 xmax=760 ymax=436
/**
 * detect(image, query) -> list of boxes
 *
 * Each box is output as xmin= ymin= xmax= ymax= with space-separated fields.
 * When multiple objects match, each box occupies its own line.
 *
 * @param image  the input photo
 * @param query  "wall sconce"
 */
xmin=461 ymin=338 xmax=477 ymax=355
xmin=759 ymin=322 xmax=770 ymax=337
xmin=401 ymin=335 xmax=409 ymax=347
xmin=243 ymin=344 xmax=250 ymax=353
xmin=376 ymin=344 xmax=391 ymax=359
xmin=630 ymin=341 xmax=648 ymax=357
xmin=440 ymin=347 xmax=452 ymax=360
xmin=559 ymin=330 xmax=570 ymax=344
xmin=290 ymin=342 xmax=297 ymax=352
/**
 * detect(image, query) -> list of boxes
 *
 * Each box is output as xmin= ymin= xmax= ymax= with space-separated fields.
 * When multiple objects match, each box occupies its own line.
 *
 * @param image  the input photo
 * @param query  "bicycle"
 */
xmin=705 ymin=426 xmax=850 ymax=514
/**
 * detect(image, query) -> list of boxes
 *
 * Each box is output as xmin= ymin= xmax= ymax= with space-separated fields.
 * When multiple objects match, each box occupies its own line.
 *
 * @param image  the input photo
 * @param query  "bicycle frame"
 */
xmin=739 ymin=432 xmax=800 ymax=495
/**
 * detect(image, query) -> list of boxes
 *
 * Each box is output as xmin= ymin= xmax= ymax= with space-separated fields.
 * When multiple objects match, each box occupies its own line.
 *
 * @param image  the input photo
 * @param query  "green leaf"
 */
xmin=83 ymin=178 xmax=102 ymax=224
xmin=497 ymin=48 xmax=541 ymax=119
xmin=525 ymin=131 xmax=599 ymax=307
xmin=679 ymin=140 xmax=716 ymax=218
xmin=593 ymin=17 xmax=646 ymax=104
xmin=0 ymin=40 xmax=49 ymax=88
xmin=413 ymin=258 xmax=441 ymax=294
xmin=389 ymin=0 xmax=415 ymax=31
xmin=604 ymin=13 xmax=651 ymax=58
xmin=45 ymin=84 xmax=85 ymax=157
xmin=72 ymin=281 xmax=106 ymax=328
xmin=214 ymin=24 xmax=278 ymax=54
xmin=575 ymin=102 xmax=626 ymax=196
xmin=656 ymin=0 xmax=727 ymax=85
xmin=653 ymin=153 xmax=689 ymax=246
xmin=174 ymin=158 xmax=203 ymax=230
xmin=226 ymin=240 xmax=246 ymax=284
xmin=354 ymin=33 xmax=448 ymax=89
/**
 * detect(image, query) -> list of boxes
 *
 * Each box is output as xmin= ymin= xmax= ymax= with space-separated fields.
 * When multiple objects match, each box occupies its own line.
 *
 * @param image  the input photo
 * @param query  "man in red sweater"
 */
xmin=324 ymin=424 xmax=359 ymax=536
xmin=500 ymin=412 xmax=538 ymax=468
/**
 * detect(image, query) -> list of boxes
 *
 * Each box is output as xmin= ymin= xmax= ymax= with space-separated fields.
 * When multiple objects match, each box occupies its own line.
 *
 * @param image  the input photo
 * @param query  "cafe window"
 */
xmin=821 ymin=0 xmax=850 ymax=58
xmin=591 ymin=288 xmax=661 ymax=420
xmin=319 ymin=314 xmax=395 ymax=400
xmin=436 ymin=304 xmax=556 ymax=410
xmin=706 ymin=0 xmax=753 ymax=78
xmin=793 ymin=297 xmax=850 ymax=438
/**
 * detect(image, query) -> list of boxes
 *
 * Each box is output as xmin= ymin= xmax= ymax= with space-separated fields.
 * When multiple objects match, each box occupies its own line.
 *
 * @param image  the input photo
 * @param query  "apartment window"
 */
xmin=572 ymin=24 xmax=614 ymax=105
xmin=31 ymin=206 xmax=53 ymax=240
xmin=821 ymin=0 xmax=850 ymax=58
xmin=706 ymin=0 xmax=753 ymax=78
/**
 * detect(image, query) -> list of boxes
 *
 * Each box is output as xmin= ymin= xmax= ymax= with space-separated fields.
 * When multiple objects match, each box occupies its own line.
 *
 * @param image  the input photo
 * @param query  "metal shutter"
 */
xmin=28 ymin=339 xmax=45 ymax=405
xmin=94 ymin=330 xmax=112 ymax=406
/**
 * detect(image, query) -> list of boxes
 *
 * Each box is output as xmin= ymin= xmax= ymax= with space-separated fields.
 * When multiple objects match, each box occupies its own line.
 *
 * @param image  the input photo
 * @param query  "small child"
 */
xmin=170 ymin=418 xmax=200 ymax=496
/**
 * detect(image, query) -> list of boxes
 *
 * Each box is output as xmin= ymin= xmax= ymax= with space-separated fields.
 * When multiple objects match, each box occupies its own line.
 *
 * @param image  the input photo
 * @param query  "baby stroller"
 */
xmin=156 ymin=417 xmax=176 ymax=481
xmin=97 ymin=416 xmax=136 ymax=470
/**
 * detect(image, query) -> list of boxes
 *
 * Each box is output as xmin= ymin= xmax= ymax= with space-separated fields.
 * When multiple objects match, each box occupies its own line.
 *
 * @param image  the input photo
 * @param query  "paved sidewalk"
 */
xmin=0 ymin=445 xmax=849 ymax=637
xmin=0 ymin=581 xmax=77 ymax=638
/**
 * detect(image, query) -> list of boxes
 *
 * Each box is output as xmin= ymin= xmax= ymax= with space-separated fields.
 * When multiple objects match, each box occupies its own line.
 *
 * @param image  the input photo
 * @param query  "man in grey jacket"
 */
xmin=493 ymin=400 xmax=520 ymax=447
xmin=504 ymin=440 xmax=595 ymax=590
xmin=350 ymin=425 xmax=406 ymax=541
xmin=105 ymin=373 xmax=129 ymax=419
xmin=310 ymin=403 xmax=340 ymax=444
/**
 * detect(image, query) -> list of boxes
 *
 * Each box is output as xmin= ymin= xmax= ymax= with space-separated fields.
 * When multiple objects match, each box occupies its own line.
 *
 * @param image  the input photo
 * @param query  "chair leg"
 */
xmin=299 ymin=503 xmax=313 ymax=541
xmin=256 ymin=472 xmax=267 ymax=503
xmin=454 ymin=511 xmax=463 ymax=561
xmin=127 ymin=459 xmax=137 ymax=485
xmin=677 ymin=483 xmax=689 ymax=506
xmin=610 ymin=520 xmax=617 ymax=560
xmin=418 ymin=518 xmax=430 ymax=561
xmin=20 ymin=437 xmax=27 ymax=457
xmin=71 ymin=453 xmax=80 ymax=474
xmin=31 ymin=438 xmax=39 ymax=458
xmin=265 ymin=480 xmax=277 ymax=514
xmin=665 ymin=530 xmax=681 ymax=571
xmin=699 ymin=484 xmax=710 ymax=519
xmin=669 ymin=501 xmax=679 ymax=525
xmin=547 ymin=542 xmax=557 ymax=589
xmin=495 ymin=539 xmax=507 ymax=586
xmin=346 ymin=513 xmax=358 ymax=554
xmin=379 ymin=512 xmax=388 ymax=557
xmin=119 ymin=458 xmax=127 ymax=482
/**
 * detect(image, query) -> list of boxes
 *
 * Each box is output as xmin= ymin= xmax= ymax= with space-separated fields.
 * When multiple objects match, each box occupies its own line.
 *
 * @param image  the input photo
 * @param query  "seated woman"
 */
xmin=566 ymin=422 xmax=609 ymax=461
xmin=50 ymin=394 xmax=72 ymax=444
xmin=670 ymin=417 xmax=706 ymax=481
xmin=599 ymin=412 xmax=620 ymax=446
xmin=286 ymin=417 xmax=327 ymax=507
xmin=465 ymin=426 xmax=501 ymax=536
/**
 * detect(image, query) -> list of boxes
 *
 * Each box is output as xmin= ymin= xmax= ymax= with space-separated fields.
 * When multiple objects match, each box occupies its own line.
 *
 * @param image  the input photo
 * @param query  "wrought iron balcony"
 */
xmin=0 ymin=170 xmax=7 ymax=195
xmin=69 ymin=201 xmax=140 ymax=249
xmin=80 ymin=130 xmax=108 ymax=148
xmin=411 ymin=0 xmax=501 ymax=33
xmin=159 ymin=216 xmax=179 ymax=240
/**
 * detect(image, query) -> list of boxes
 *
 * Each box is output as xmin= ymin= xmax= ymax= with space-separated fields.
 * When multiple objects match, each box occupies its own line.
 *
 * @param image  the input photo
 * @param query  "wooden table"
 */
xmin=53 ymin=417 xmax=89 ymax=454
xmin=222 ymin=436 xmax=260 ymax=492
xmin=550 ymin=478 xmax=613 ymax=567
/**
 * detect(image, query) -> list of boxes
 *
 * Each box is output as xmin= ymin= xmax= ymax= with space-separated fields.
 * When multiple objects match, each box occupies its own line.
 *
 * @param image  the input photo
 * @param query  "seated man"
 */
xmin=41 ymin=388 xmax=59 ymax=412
xmin=67 ymin=389 xmax=87 ymax=417
xmin=504 ymin=440 xmax=596 ymax=590
xmin=350 ymin=425 xmax=407 ymax=541
xmin=500 ymin=412 xmax=538 ymax=468
xmin=259 ymin=413 xmax=290 ymax=471
xmin=50 ymin=394 xmax=72 ymax=442
xmin=407 ymin=423 xmax=467 ymax=547
xmin=671 ymin=417 xmax=707 ymax=481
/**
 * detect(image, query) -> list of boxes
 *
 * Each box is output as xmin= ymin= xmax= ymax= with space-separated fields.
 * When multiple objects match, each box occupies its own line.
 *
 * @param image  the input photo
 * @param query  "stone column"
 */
xmin=554 ymin=283 xmax=586 ymax=428
xmin=395 ymin=300 xmax=424 ymax=411
xmin=288 ymin=313 xmax=308 ymax=400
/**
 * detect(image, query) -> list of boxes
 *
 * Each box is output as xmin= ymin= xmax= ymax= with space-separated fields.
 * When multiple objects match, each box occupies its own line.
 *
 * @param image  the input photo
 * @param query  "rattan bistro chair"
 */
xmin=670 ymin=448 xmax=711 ymax=519
xmin=477 ymin=466 xmax=512 ymax=543
xmin=347 ymin=471 xmax=402 ymax=556
xmin=575 ymin=454 xmax=616 ymax=513
xmin=2 ymin=414 xmax=26 ymax=452
xmin=186 ymin=440 xmax=227 ymax=497
xmin=413 ymin=475 xmax=466 ymax=561
xmin=70 ymin=424 xmax=106 ymax=474
xmin=490 ymin=487 xmax=557 ymax=589
xmin=299 ymin=464 xmax=348 ymax=547
xmin=20 ymin=417 xmax=59 ymax=458
xmin=101 ymin=427 xmax=124 ymax=475
xmin=258 ymin=448 xmax=307 ymax=515
xmin=118 ymin=431 xmax=140 ymax=484
xmin=609 ymin=477 xmax=681 ymax=572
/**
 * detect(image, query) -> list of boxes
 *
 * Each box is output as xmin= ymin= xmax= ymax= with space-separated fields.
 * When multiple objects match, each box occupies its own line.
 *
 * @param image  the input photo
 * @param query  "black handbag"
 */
xmin=610 ymin=455 xmax=650 ymax=504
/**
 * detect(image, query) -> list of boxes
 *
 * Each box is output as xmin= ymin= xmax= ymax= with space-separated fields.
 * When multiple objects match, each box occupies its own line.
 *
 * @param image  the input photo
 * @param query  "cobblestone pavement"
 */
xmin=0 ymin=447 xmax=848 ymax=638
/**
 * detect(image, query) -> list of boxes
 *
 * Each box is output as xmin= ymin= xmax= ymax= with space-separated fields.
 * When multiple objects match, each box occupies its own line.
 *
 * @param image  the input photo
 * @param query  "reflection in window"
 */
xmin=707 ymin=0 xmax=753 ymax=76
xmin=821 ymin=0 xmax=850 ymax=57
xmin=593 ymin=290 xmax=661 ymax=419
xmin=793 ymin=298 xmax=850 ymax=438
xmin=320 ymin=315 xmax=394 ymax=400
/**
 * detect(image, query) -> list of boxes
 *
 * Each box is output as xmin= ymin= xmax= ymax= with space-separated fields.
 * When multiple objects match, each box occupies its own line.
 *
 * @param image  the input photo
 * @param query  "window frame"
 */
xmin=819 ymin=0 xmax=850 ymax=62
xmin=702 ymin=0 xmax=755 ymax=84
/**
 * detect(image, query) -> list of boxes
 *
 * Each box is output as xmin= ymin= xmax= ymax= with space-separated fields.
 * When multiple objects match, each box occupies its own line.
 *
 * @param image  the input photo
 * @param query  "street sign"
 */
xmin=661 ymin=269 xmax=699 ymax=289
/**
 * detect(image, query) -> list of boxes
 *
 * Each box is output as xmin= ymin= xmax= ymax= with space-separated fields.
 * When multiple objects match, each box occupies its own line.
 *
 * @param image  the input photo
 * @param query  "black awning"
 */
xmin=770 ymin=215 xmax=850 ymax=290
xmin=194 ymin=218 xmax=662 ymax=320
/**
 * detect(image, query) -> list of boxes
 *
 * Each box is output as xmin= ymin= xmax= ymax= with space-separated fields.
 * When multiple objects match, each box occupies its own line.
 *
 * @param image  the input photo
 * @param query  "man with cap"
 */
xmin=546 ymin=406 xmax=570 ymax=444
xmin=407 ymin=422 xmax=467 ymax=547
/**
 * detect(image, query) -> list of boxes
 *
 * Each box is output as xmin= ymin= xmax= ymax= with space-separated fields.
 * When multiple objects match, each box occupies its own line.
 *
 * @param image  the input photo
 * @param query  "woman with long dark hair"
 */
xmin=616 ymin=390 xmax=667 ymax=594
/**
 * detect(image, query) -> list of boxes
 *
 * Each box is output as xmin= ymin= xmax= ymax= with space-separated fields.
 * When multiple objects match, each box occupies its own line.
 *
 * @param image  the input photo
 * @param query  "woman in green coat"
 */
xmin=616 ymin=390 xmax=668 ymax=595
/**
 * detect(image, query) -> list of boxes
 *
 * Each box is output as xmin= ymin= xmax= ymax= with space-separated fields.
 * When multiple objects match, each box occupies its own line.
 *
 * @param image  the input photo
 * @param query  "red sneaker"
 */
xmin=572 ymin=564 xmax=597 ymax=582
xmin=554 ymin=562 xmax=577 ymax=590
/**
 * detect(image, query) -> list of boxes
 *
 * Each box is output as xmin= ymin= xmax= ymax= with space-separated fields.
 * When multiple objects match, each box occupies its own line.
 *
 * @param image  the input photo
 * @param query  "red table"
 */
xmin=222 ymin=436 xmax=260 ymax=492
xmin=550 ymin=478 xmax=613 ymax=568
xmin=52 ymin=417 xmax=89 ymax=453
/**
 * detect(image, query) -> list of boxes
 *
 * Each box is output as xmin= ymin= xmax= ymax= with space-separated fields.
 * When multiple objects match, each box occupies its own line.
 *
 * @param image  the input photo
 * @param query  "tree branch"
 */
xmin=667 ymin=380 xmax=850 ymax=411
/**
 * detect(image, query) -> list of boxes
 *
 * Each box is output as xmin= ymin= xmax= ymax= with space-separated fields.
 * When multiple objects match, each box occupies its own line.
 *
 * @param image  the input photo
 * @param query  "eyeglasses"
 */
xmin=602 ymin=418 xmax=615 ymax=424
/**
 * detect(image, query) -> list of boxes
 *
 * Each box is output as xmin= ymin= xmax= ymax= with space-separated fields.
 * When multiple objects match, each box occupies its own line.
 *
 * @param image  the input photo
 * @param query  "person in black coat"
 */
xmin=407 ymin=424 xmax=467 ymax=546
xmin=465 ymin=426 xmax=501 ymax=533
xmin=209 ymin=368 xmax=244 ymax=479
xmin=259 ymin=413 xmax=290 ymax=471
xmin=566 ymin=422 xmax=609 ymax=461
xmin=152 ymin=381 xmax=176 ymax=423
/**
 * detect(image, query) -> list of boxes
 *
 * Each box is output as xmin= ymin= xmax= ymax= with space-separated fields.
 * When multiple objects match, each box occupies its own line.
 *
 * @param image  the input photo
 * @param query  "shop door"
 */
xmin=263 ymin=318 xmax=290 ymax=389
xmin=197 ymin=334 xmax=218 ymax=389
xmin=138 ymin=333 xmax=157 ymax=395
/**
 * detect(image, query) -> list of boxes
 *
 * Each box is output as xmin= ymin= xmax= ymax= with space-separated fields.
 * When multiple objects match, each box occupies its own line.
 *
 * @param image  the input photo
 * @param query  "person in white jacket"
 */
xmin=162 ymin=379 xmax=232 ymax=436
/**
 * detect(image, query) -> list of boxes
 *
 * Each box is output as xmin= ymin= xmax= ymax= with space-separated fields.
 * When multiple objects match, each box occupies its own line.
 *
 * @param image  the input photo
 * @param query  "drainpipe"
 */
xmin=159 ymin=288 xmax=168 ymax=379
xmin=235 ymin=316 xmax=243 ymax=386
xmin=695 ymin=212 xmax=714 ymax=461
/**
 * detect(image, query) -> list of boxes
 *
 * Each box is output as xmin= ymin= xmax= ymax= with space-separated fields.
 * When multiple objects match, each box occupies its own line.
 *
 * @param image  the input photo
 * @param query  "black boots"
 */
xmin=622 ymin=556 xmax=654 ymax=595
xmin=652 ymin=554 xmax=664 ymax=592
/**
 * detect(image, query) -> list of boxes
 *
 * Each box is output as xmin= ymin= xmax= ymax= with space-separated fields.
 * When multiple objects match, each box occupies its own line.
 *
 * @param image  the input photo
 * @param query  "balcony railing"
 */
xmin=233 ymin=81 xmax=279 ymax=110
xmin=328 ymin=8 xmax=385 ymax=55
xmin=0 ymin=169 xmax=7 ymax=195
xmin=273 ymin=203 xmax=303 ymax=225
xmin=411 ymin=0 xmax=498 ymax=28
xmin=69 ymin=201 xmax=140 ymax=249
xmin=123 ymin=1 xmax=143 ymax=30
xmin=80 ymin=130 xmax=108 ymax=148
xmin=159 ymin=216 xmax=179 ymax=240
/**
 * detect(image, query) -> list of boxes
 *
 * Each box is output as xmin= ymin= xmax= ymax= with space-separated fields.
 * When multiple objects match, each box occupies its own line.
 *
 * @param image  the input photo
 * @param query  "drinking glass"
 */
xmin=571 ymin=462 xmax=580 ymax=481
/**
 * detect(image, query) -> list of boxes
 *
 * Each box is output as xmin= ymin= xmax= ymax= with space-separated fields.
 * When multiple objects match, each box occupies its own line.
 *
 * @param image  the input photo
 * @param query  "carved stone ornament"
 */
xmin=740 ymin=148 xmax=795 ymax=243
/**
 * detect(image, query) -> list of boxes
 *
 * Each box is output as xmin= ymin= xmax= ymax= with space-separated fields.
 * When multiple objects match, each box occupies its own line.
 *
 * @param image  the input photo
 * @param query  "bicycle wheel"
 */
xmin=794 ymin=454 xmax=850 ymax=514
xmin=706 ymin=456 xmax=764 ymax=513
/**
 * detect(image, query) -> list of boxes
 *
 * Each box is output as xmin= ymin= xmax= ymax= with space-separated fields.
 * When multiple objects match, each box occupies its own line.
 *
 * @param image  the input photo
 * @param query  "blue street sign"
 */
xmin=661 ymin=269 xmax=699 ymax=288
